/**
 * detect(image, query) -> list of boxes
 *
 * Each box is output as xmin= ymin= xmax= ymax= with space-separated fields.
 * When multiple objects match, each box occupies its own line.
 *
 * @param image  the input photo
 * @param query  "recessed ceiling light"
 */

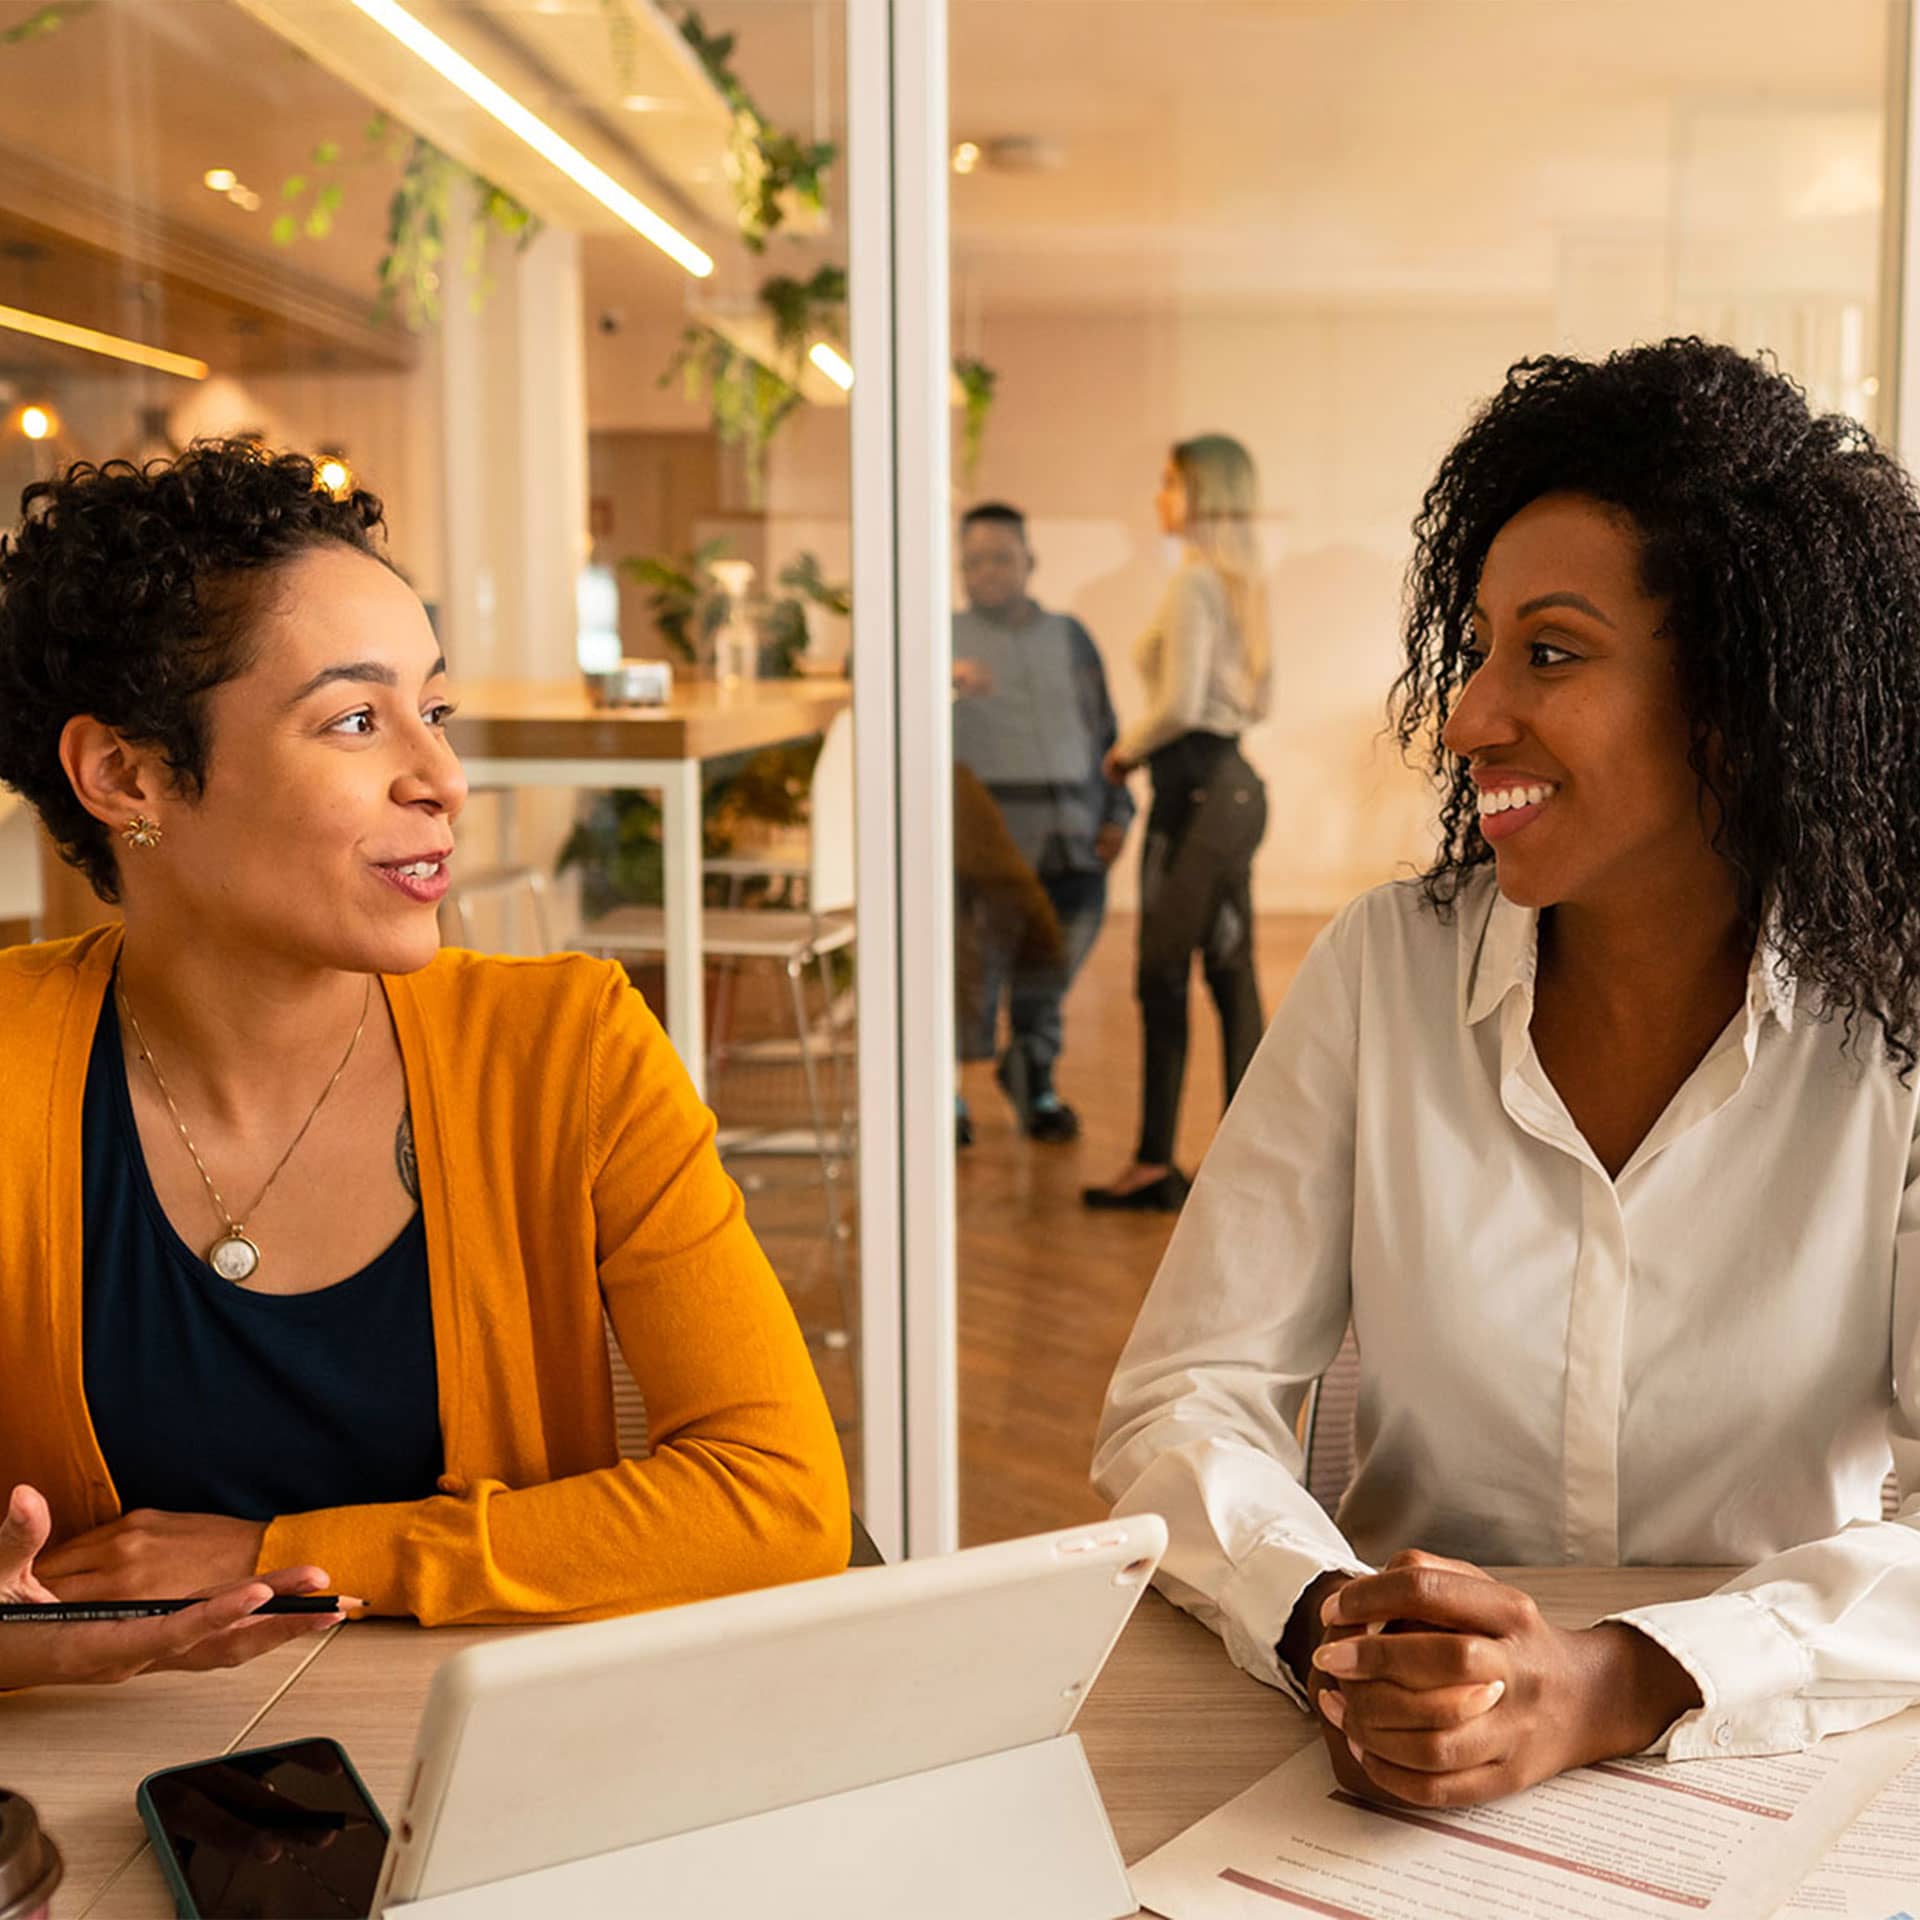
xmin=315 ymin=452 xmax=354 ymax=496
xmin=951 ymin=141 xmax=981 ymax=176
xmin=621 ymin=95 xmax=675 ymax=113
xmin=203 ymin=168 xmax=238 ymax=193
xmin=19 ymin=403 xmax=55 ymax=441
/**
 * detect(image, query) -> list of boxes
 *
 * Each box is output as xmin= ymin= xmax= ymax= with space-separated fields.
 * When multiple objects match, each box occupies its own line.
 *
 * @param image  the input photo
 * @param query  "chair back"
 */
xmin=807 ymin=707 xmax=857 ymax=917
xmin=1303 ymin=1324 xmax=1360 ymax=1517
xmin=605 ymin=1316 xmax=650 ymax=1460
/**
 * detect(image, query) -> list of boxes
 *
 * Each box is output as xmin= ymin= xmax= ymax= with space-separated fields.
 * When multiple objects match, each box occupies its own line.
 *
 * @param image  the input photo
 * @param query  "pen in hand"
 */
xmin=0 ymin=1596 xmax=350 ymax=1624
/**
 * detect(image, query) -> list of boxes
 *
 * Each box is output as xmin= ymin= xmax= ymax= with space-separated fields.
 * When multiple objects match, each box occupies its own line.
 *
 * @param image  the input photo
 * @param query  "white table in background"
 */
xmin=447 ymin=678 xmax=851 ymax=1097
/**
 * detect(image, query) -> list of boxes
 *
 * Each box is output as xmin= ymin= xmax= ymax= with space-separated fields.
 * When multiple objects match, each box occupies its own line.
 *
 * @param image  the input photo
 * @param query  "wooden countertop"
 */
xmin=14 ymin=1565 xmax=1731 ymax=1917
xmin=446 ymin=676 xmax=851 ymax=764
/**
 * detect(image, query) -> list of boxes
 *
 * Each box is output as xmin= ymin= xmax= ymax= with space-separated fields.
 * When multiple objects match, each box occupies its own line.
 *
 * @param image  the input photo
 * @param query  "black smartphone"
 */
xmin=136 ymin=1736 xmax=390 ymax=1920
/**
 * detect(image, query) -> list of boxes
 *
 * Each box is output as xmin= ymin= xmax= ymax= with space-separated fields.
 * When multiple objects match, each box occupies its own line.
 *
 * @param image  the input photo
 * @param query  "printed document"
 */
xmin=1777 ymin=1744 xmax=1920 ymax=1918
xmin=1129 ymin=1710 xmax=1920 ymax=1920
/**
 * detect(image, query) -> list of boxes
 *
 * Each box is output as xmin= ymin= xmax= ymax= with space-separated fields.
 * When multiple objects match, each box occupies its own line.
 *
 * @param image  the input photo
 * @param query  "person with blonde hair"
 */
xmin=1085 ymin=432 xmax=1271 ymax=1211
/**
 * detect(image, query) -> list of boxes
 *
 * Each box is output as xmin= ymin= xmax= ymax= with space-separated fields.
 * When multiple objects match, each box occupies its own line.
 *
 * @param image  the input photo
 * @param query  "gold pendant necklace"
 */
xmin=116 ymin=973 xmax=373 ymax=1285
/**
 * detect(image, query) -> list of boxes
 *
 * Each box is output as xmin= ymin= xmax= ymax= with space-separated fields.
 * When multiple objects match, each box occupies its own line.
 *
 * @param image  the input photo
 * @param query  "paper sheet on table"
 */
xmin=1776 ymin=1744 xmax=1920 ymax=1919
xmin=1129 ymin=1709 xmax=1920 ymax=1920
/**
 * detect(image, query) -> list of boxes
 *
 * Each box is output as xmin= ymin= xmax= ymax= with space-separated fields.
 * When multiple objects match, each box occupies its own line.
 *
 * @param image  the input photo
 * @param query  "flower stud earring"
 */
xmin=121 ymin=815 xmax=163 ymax=850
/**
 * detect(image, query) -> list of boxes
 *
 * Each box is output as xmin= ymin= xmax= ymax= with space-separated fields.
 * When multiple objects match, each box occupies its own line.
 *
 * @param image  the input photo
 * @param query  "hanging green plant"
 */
xmin=272 ymin=137 xmax=348 ymax=247
xmin=0 ymin=1 xmax=91 ymax=47
xmin=664 ymin=323 xmax=803 ymax=504
xmin=375 ymin=133 xmax=539 ymax=332
xmin=269 ymin=113 xmax=538 ymax=333
xmin=758 ymin=264 xmax=848 ymax=379
xmin=678 ymin=9 xmax=836 ymax=252
xmin=954 ymin=355 xmax=999 ymax=482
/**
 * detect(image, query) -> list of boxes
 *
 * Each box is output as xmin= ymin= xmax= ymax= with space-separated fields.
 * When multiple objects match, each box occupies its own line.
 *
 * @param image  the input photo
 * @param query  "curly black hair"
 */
xmin=1392 ymin=336 xmax=1920 ymax=1072
xmin=0 ymin=439 xmax=389 ymax=902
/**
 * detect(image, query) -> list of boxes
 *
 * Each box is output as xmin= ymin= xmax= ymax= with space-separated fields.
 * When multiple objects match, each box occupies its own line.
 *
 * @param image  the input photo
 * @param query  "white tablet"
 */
xmin=373 ymin=1515 xmax=1167 ymax=1917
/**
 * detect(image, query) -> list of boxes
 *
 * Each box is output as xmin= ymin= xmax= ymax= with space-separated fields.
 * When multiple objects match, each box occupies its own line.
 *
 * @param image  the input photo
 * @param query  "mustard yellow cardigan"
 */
xmin=0 ymin=928 xmax=850 ymax=1625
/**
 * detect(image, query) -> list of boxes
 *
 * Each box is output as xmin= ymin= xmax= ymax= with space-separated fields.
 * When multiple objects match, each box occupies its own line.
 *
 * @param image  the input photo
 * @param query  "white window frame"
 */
xmin=849 ymin=0 xmax=957 ymax=1560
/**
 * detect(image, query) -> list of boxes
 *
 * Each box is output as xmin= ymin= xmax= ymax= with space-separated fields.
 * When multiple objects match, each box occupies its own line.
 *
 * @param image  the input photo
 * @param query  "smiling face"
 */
xmin=1440 ymin=492 xmax=1715 ymax=913
xmin=122 ymin=543 xmax=467 ymax=975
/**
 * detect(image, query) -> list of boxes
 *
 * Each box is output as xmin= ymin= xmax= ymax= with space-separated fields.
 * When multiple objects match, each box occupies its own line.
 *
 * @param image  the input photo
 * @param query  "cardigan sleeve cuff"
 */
xmin=1606 ymin=1591 xmax=1812 ymax=1759
xmin=261 ymin=1495 xmax=430 ymax=1618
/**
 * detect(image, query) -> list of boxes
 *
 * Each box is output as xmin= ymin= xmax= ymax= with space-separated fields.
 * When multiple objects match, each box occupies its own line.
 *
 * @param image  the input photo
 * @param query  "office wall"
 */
xmin=954 ymin=304 xmax=1561 ymax=912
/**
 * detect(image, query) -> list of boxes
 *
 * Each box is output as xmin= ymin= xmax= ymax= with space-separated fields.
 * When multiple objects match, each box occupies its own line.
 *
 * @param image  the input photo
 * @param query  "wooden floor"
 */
xmin=725 ymin=909 xmax=1327 ymax=1546
xmin=956 ymin=910 xmax=1326 ymax=1545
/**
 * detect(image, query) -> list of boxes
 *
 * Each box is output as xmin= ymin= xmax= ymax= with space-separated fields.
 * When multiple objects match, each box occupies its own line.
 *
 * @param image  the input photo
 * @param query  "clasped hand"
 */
xmin=1305 ymin=1550 xmax=1699 ymax=1808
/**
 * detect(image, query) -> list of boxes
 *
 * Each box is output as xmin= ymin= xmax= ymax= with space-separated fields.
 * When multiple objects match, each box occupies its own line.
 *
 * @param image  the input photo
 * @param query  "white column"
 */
xmin=1885 ymin=0 xmax=1920 ymax=462
xmin=512 ymin=224 xmax=589 ymax=679
xmin=436 ymin=207 xmax=590 ymax=952
xmin=849 ymin=0 xmax=956 ymax=1560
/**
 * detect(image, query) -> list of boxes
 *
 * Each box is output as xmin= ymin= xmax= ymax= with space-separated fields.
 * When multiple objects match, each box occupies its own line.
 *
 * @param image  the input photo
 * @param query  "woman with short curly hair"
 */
xmin=0 ymin=440 xmax=848 ymax=1691
xmin=1096 ymin=339 xmax=1920 ymax=1804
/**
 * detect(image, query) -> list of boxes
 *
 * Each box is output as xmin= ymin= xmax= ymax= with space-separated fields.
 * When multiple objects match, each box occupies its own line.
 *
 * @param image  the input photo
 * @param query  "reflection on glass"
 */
xmin=0 ymin=0 xmax=863 ymax=1518
xmin=952 ymin=501 xmax=1131 ymax=1149
xmin=949 ymin=0 xmax=1894 ymax=1546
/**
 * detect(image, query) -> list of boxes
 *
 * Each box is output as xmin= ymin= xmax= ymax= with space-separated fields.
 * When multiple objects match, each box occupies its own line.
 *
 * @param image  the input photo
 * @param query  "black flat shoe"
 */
xmin=1028 ymin=1101 xmax=1081 ymax=1143
xmin=1081 ymin=1170 xmax=1189 ymax=1212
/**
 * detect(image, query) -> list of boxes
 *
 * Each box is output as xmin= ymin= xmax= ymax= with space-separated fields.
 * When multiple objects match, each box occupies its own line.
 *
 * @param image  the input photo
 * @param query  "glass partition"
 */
xmin=0 ymin=0 xmax=881 ymax=1513
xmin=945 ymin=0 xmax=1897 ymax=1544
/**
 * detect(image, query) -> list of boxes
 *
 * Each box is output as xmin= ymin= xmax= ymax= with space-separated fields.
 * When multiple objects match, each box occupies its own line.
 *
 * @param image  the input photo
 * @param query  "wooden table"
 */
xmin=7 ymin=1566 xmax=1728 ymax=1917
xmin=446 ymin=677 xmax=852 ymax=1097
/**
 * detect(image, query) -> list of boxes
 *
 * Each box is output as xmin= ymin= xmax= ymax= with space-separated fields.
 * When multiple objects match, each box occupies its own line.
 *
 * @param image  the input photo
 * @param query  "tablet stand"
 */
xmin=389 ymin=1733 xmax=1136 ymax=1920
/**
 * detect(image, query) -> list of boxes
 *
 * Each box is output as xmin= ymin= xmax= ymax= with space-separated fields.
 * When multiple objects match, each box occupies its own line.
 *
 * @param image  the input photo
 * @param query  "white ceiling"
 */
xmin=583 ymin=0 xmax=1891 ymax=328
xmin=0 ymin=0 xmax=1893 ymax=374
xmin=938 ymin=0 xmax=1891 ymax=311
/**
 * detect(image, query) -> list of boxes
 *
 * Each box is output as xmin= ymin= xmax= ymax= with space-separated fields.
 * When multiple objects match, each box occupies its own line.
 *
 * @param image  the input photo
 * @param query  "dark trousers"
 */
xmin=1134 ymin=733 xmax=1268 ymax=1165
xmin=960 ymin=862 xmax=1106 ymax=1073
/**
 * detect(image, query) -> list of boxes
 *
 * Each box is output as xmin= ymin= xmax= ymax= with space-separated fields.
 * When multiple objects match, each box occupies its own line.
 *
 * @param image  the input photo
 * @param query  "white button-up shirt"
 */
xmin=1092 ymin=872 xmax=1920 ymax=1761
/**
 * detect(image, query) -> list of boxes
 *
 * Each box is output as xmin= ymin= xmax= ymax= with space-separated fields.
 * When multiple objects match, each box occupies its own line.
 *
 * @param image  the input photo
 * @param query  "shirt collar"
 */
xmin=1459 ymin=875 xmax=1797 ymax=1034
xmin=1460 ymin=880 xmax=1535 ymax=1028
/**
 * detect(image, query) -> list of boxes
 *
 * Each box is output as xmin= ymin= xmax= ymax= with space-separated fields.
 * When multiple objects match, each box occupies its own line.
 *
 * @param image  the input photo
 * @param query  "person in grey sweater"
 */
xmin=952 ymin=502 xmax=1133 ymax=1142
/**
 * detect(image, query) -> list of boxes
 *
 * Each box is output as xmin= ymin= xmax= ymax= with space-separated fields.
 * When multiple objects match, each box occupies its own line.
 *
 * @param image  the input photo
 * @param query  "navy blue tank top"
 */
xmin=81 ymin=989 xmax=445 ymax=1523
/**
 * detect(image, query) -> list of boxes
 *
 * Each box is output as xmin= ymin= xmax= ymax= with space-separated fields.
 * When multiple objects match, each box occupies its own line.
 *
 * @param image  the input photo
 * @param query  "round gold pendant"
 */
xmin=208 ymin=1232 xmax=262 ymax=1284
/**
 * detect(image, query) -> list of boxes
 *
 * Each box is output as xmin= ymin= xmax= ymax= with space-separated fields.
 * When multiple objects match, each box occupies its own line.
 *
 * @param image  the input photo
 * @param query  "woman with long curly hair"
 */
xmin=1094 ymin=339 xmax=1920 ymax=1803
xmin=0 ymin=440 xmax=848 ymax=1692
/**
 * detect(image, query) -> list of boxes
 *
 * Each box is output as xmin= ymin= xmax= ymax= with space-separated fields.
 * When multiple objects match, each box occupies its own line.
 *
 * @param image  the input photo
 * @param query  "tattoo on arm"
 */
xmin=396 ymin=1107 xmax=420 ymax=1202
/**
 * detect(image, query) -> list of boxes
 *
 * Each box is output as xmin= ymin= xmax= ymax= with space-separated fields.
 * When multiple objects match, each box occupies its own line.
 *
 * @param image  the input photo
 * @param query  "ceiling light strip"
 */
xmin=0 ymin=303 xmax=209 ymax=380
xmin=809 ymin=341 xmax=854 ymax=391
xmin=346 ymin=0 xmax=714 ymax=279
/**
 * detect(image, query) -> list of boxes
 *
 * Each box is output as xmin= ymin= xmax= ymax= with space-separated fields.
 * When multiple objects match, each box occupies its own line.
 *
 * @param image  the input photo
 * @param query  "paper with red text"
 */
xmin=1128 ymin=1711 xmax=1920 ymax=1920
xmin=1776 ymin=1742 xmax=1920 ymax=1918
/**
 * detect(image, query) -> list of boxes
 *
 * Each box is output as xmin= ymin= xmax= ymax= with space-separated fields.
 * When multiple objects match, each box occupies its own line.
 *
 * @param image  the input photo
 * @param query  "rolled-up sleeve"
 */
xmin=1092 ymin=915 xmax=1374 ymax=1702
